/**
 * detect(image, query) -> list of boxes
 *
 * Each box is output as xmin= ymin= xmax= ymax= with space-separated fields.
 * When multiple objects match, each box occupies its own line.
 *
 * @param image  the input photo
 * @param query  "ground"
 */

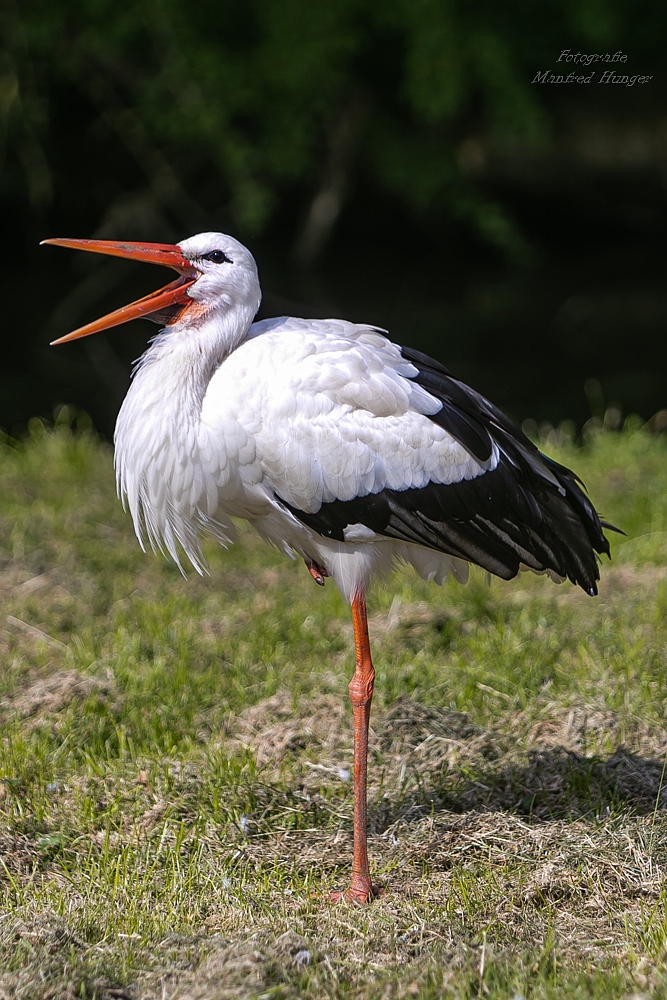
xmin=0 ymin=413 xmax=666 ymax=998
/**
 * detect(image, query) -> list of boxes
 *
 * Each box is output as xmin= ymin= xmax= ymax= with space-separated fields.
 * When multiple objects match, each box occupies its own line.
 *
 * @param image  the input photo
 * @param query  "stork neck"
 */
xmin=115 ymin=302 xmax=257 ymax=476
xmin=134 ymin=301 xmax=255 ymax=416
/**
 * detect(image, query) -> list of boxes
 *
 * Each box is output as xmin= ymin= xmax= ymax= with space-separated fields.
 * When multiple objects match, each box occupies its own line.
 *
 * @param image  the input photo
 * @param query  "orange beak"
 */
xmin=41 ymin=238 xmax=198 ymax=345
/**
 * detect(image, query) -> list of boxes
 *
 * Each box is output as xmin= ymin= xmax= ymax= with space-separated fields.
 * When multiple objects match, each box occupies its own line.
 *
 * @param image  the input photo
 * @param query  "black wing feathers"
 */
xmin=402 ymin=355 xmax=494 ymax=462
xmin=279 ymin=345 xmax=612 ymax=596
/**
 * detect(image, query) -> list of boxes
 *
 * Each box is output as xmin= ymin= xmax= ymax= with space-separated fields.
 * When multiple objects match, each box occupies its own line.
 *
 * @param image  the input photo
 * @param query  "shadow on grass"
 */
xmin=371 ymin=697 xmax=667 ymax=830
xmin=446 ymin=745 xmax=666 ymax=818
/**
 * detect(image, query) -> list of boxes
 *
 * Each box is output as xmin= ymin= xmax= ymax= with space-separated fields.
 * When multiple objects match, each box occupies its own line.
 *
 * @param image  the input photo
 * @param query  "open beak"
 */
xmin=41 ymin=238 xmax=198 ymax=345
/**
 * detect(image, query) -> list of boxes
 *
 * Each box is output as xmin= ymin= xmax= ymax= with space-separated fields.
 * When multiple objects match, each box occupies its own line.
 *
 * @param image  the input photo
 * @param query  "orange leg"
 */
xmin=331 ymin=590 xmax=381 ymax=904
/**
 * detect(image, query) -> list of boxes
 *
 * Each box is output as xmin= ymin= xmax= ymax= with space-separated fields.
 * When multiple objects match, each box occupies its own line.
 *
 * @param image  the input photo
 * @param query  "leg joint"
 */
xmin=348 ymin=668 xmax=375 ymax=709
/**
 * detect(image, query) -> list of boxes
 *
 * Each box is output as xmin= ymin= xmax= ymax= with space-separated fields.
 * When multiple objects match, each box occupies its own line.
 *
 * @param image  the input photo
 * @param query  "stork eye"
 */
xmin=202 ymin=249 xmax=232 ymax=264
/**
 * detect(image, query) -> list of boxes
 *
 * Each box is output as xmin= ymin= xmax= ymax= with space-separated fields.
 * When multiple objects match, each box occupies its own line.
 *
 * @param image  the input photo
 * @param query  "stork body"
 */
xmin=45 ymin=232 xmax=611 ymax=903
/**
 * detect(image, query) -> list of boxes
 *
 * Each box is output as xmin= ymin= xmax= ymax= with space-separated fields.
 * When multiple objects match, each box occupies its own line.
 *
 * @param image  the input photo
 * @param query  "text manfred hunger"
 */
xmin=533 ymin=70 xmax=653 ymax=87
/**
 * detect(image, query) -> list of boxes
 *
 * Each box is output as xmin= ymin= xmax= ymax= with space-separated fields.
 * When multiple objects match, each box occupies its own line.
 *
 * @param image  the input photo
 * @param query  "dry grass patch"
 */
xmin=1 ymin=669 xmax=120 ymax=729
xmin=232 ymin=689 xmax=348 ymax=769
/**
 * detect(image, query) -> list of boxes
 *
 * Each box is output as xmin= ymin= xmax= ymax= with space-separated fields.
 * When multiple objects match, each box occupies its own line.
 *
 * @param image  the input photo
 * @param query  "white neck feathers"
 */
xmin=114 ymin=300 xmax=256 ymax=571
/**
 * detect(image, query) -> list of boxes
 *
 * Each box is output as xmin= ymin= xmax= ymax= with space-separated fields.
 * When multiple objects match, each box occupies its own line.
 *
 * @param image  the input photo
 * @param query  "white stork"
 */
xmin=43 ymin=232 xmax=612 ymax=904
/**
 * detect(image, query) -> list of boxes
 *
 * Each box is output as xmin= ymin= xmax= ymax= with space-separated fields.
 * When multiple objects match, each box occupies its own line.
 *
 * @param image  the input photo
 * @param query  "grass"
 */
xmin=1 ymin=411 xmax=667 ymax=998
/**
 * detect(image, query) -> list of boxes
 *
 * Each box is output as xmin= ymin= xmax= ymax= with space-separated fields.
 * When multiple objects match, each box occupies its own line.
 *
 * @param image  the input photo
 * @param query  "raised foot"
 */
xmin=329 ymin=881 xmax=384 ymax=905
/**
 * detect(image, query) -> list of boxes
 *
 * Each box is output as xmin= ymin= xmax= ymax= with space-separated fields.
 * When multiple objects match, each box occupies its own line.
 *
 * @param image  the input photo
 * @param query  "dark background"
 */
xmin=2 ymin=1 xmax=666 ymax=439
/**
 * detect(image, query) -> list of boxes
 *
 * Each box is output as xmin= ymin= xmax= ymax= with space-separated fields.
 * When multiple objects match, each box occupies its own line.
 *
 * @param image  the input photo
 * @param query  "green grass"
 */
xmin=1 ymin=413 xmax=667 ymax=998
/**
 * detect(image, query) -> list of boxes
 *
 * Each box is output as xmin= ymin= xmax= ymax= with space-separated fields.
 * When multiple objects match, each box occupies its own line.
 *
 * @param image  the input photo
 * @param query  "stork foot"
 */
xmin=329 ymin=878 xmax=383 ymax=905
xmin=305 ymin=558 xmax=329 ymax=586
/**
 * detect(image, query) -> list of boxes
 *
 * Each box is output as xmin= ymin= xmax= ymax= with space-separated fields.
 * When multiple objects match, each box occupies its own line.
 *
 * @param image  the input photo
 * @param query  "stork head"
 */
xmin=42 ymin=231 xmax=261 ymax=344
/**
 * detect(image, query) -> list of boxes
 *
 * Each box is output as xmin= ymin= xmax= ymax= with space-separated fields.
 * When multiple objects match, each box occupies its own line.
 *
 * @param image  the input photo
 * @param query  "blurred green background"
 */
xmin=2 ymin=0 xmax=666 ymax=437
